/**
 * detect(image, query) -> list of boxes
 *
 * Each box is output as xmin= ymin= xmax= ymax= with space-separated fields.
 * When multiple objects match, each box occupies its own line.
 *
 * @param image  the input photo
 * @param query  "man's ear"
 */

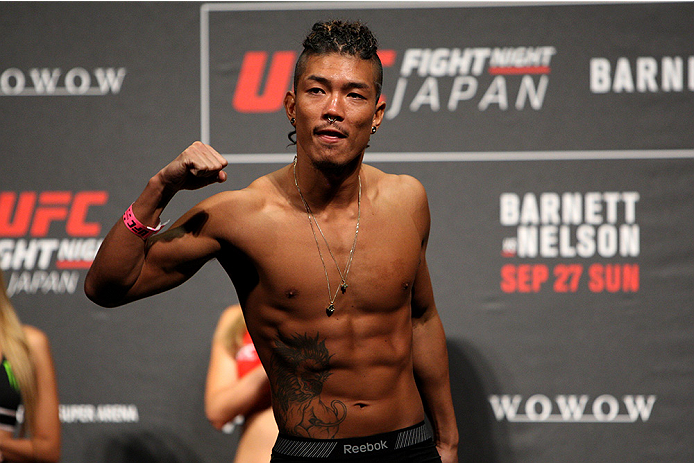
xmin=284 ymin=91 xmax=296 ymax=121
xmin=372 ymin=99 xmax=386 ymax=130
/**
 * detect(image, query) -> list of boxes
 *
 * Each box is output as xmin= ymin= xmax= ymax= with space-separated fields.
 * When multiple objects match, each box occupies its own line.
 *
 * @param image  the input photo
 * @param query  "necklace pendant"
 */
xmin=340 ymin=282 xmax=348 ymax=293
xmin=326 ymin=304 xmax=335 ymax=317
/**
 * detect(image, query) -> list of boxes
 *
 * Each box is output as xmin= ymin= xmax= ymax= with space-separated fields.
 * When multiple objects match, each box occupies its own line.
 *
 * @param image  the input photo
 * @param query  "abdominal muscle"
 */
xmin=320 ymin=366 xmax=425 ymax=437
xmin=266 ymin=310 xmax=426 ymax=439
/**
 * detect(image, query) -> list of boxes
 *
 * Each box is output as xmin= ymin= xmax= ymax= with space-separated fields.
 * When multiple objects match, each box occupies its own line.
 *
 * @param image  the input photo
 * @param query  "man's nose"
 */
xmin=323 ymin=93 xmax=345 ymax=121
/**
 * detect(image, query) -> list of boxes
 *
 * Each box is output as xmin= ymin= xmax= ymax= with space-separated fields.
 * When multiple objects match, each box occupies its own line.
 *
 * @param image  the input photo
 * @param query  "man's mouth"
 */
xmin=315 ymin=125 xmax=347 ymax=139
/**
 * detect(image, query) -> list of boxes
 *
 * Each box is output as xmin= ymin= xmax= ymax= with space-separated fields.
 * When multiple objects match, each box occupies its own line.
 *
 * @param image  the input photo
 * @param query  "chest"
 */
xmin=231 ymin=200 xmax=422 ymax=313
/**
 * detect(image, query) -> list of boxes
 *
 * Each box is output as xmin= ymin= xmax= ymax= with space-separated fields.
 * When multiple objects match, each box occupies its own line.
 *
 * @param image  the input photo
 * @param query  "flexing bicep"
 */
xmin=104 ymin=198 xmax=225 ymax=305
xmin=132 ymin=217 xmax=220 ymax=299
xmin=86 ymin=187 xmax=243 ymax=308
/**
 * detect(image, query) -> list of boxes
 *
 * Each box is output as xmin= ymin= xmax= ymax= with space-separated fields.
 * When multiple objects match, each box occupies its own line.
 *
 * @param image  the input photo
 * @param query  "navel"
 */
xmin=285 ymin=288 xmax=298 ymax=299
xmin=401 ymin=282 xmax=411 ymax=291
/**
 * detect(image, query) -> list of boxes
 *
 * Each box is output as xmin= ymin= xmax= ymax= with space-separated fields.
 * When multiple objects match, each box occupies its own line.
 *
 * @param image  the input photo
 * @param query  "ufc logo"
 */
xmin=0 ymin=191 xmax=108 ymax=237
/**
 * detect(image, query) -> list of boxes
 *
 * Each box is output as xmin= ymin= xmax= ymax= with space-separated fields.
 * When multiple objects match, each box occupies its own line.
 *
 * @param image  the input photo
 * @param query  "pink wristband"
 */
xmin=122 ymin=204 xmax=166 ymax=240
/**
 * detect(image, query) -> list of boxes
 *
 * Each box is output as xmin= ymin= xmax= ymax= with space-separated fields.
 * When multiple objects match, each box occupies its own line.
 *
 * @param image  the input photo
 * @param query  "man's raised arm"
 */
xmin=84 ymin=142 xmax=228 ymax=307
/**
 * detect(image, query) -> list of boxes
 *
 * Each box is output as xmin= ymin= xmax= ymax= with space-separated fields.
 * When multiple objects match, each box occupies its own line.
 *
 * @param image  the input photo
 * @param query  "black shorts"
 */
xmin=270 ymin=421 xmax=442 ymax=463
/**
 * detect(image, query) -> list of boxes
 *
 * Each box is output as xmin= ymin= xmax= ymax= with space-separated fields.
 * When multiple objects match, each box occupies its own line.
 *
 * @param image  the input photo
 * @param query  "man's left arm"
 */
xmin=406 ymin=176 xmax=459 ymax=463
xmin=412 ymin=258 xmax=459 ymax=463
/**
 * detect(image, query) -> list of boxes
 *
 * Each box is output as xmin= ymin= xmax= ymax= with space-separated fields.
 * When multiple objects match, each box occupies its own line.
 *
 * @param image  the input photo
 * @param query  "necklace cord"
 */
xmin=293 ymin=156 xmax=361 ymax=315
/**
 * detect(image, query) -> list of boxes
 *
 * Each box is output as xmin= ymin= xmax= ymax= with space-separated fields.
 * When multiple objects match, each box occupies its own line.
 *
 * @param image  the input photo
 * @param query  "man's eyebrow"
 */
xmin=306 ymin=75 xmax=370 ymax=90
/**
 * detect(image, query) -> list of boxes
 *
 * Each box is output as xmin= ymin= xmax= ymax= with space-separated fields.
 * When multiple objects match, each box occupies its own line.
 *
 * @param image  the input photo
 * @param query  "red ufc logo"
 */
xmin=0 ymin=191 xmax=108 ymax=237
xmin=232 ymin=50 xmax=397 ymax=113
xmin=233 ymin=51 xmax=297 ymax=113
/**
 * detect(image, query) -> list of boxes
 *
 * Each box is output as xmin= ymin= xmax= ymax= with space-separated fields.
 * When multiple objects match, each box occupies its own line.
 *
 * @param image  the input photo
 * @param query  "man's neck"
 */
xmin=291 ymin=155 xmax=363 ymax=211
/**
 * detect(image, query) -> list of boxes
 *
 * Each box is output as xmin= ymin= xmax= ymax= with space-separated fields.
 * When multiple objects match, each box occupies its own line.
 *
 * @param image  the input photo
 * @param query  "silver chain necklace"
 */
xmin=292 ymin=156 xmax=361 ymax=317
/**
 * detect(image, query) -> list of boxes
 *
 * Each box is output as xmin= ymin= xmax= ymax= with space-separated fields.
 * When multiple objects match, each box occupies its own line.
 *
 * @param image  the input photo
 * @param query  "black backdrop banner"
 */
xmin=1 ymin=2 xmax=692 ymax=462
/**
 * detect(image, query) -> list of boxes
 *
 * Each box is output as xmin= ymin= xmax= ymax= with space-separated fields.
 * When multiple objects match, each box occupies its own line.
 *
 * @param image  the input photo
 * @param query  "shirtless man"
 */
xmin=85 ymin=20 xmax=458 ymax=463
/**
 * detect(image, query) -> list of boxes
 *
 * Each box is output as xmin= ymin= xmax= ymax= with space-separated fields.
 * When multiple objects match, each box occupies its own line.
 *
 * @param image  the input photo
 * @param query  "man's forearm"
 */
xmin=84 ymin=175 xmax=172 ymax=307
xmin=412 ymin=311 xmax=459 ymax=452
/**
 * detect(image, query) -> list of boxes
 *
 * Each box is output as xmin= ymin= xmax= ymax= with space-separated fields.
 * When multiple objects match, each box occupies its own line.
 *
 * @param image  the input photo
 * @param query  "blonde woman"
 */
xmin=205 ymin=304 xmax=277 ymax=463
xmin=0 ymin=271 xmax=60 ymax=463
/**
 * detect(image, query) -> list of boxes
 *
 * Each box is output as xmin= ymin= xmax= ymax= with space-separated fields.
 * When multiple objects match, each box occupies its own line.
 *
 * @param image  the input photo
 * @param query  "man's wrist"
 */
xmin=148 ymin=173 xmax=177 ymax=205
xmin=123 ymin=204 xmax=167 ymax=240
xmin=434 ymin=426 xmax=459 ymax=450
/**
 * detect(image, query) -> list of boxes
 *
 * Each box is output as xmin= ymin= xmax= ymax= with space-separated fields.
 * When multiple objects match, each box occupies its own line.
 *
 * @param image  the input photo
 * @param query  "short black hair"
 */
xmin=293 ymin=19 xmax=383 ymax=100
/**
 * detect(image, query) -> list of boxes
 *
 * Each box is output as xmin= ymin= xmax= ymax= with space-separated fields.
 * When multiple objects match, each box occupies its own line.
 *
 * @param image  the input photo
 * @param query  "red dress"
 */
xmin=236 ymin=331 xmax=261 ymax=377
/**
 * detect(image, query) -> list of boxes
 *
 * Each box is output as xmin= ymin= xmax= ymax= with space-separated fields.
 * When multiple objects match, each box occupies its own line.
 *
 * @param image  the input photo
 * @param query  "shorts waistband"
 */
xmin=272 ymin=421 xmax=432 ymax=459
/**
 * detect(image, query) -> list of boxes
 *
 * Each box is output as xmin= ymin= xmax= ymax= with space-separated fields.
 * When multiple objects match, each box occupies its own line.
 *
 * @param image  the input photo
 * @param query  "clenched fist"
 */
xmin=157 ymin=141 xmax=229 ymax=192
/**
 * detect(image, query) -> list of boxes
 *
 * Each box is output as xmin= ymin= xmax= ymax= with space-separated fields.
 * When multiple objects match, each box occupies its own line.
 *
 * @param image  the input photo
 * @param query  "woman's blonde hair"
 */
xmin=220 ymin=307 xmax=247 ymax=356
xmin=0 ymin=271 xmax=38 ymax=436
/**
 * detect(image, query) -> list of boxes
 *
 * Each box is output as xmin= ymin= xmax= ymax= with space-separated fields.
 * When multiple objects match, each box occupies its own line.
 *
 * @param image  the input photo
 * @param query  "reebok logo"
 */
xmin=343 ymin=439 xmax=388 ymax=454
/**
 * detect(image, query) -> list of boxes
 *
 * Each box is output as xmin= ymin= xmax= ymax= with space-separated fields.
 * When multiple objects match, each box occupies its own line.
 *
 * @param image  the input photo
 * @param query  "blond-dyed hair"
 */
xmin=0 ymin=271 xmax=38 ymax=436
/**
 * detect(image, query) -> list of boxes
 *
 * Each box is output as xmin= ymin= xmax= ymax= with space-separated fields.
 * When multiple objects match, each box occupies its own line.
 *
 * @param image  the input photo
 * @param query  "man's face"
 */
xmin=285 ymin=53 xmax=385 ymax=168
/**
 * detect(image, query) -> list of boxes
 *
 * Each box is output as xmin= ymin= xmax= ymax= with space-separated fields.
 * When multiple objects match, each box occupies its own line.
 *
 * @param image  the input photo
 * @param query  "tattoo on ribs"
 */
xmin=270 ymin=332 xmax=347 ymax=438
